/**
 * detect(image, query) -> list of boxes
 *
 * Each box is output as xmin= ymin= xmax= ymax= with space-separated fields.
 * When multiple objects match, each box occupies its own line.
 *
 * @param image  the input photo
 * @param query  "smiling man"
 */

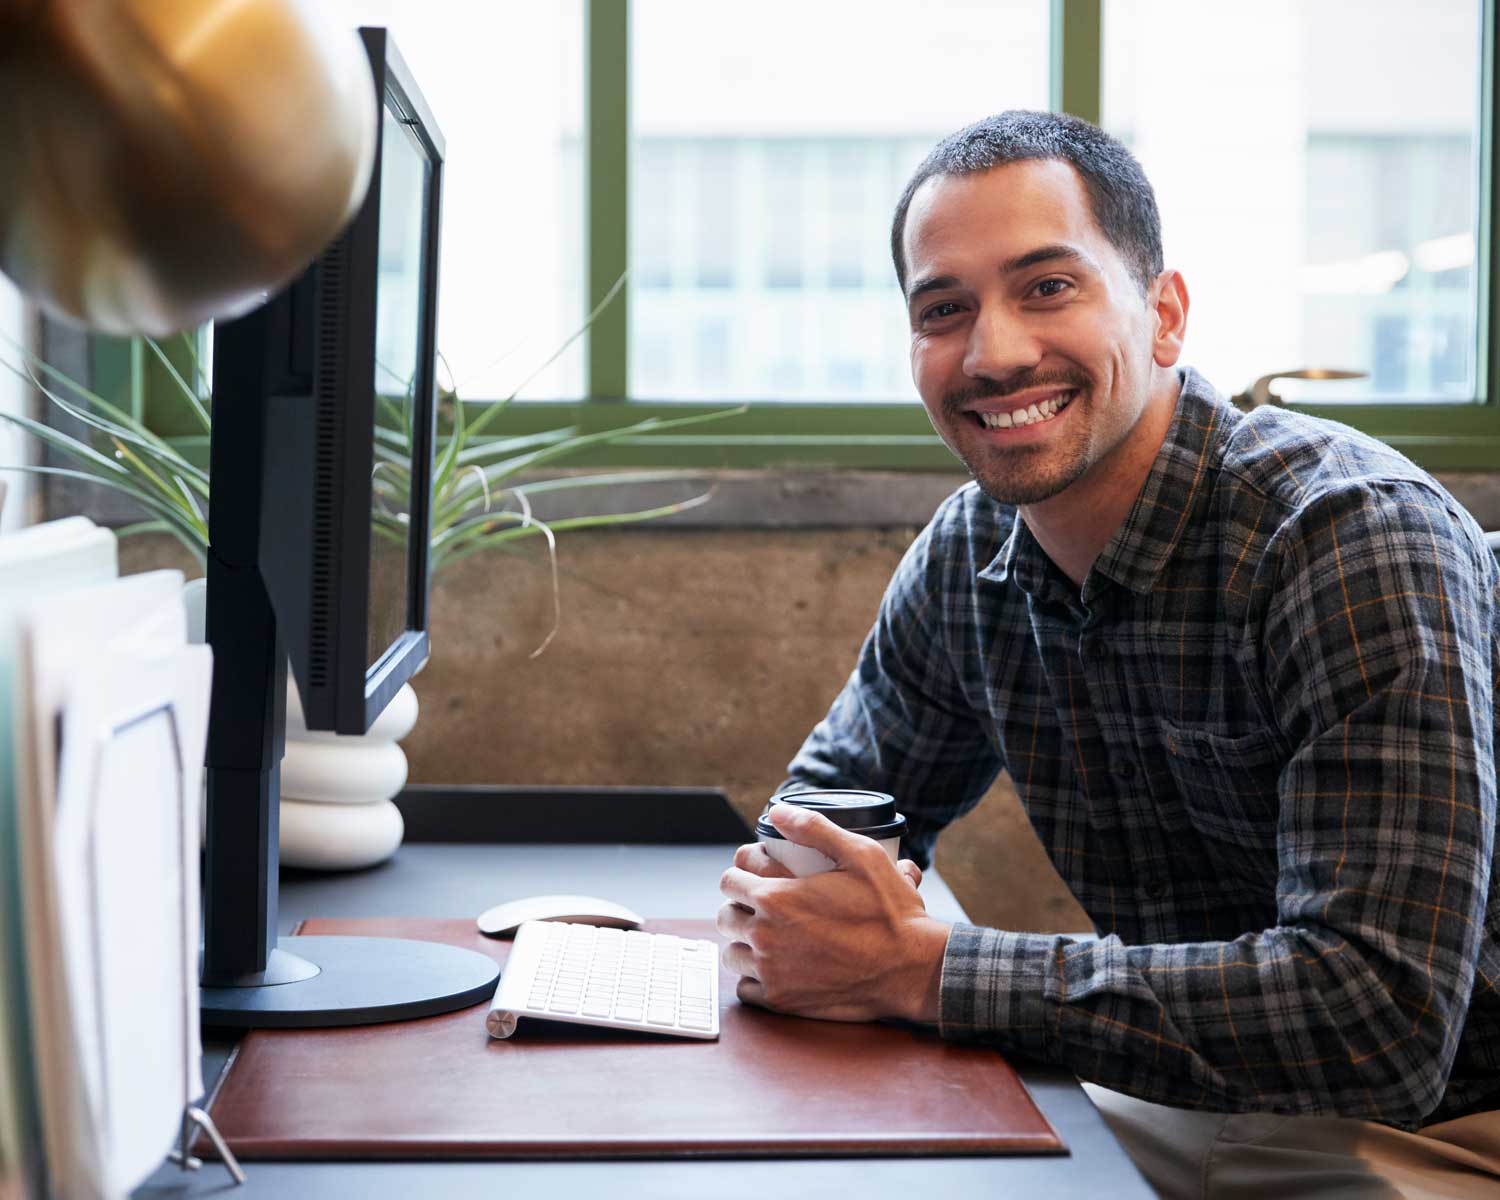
xmin=717 ymin=111 xmax=1500 ymax=1197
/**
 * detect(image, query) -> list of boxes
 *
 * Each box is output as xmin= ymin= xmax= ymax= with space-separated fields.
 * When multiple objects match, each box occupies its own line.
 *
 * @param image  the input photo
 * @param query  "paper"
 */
xmin=0 ymin=518 xmax=119 ymax=1200
xmin=0 ymin=516 xmax=116 ymax=592
xmin=13 ymin=564 xmax=208 ymax=1199
xmin=51 ymin=644 xmax=211 ymax=1194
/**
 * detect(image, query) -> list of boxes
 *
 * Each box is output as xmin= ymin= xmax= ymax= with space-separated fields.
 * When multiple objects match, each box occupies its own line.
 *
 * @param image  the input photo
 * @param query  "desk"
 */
xmin=138 ymin=841 xmax=1151 ymax=1198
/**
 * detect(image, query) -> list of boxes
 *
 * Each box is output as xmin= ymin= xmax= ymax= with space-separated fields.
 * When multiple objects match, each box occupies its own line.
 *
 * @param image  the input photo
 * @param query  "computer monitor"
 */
xmin=199 ymin=27 xmax=498 ymax=1026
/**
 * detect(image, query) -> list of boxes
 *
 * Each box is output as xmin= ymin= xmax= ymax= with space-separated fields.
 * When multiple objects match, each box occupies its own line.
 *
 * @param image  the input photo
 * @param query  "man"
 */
xmin=717 ymin=110 xmax=1500 ymax=1196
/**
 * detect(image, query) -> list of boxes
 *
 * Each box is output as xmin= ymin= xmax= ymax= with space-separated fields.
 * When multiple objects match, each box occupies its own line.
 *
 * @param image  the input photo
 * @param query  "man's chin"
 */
xmin=967 ymin=453 xmax=1089 ymax=507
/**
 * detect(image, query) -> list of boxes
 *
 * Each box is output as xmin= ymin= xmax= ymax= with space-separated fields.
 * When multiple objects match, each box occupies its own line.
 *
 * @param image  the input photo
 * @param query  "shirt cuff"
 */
xmin=937 ymin=922 xmax=1064 ymax=1050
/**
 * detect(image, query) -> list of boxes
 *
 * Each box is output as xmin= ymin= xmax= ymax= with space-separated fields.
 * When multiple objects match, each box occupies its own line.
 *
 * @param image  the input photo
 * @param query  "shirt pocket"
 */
xmin=1154 ymin=717 xmax=1285 ymax=854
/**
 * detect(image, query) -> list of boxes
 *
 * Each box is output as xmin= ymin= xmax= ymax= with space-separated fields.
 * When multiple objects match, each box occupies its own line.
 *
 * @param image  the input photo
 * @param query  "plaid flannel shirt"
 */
xmin=786 ymin=368 xmax=1500 ymax=1126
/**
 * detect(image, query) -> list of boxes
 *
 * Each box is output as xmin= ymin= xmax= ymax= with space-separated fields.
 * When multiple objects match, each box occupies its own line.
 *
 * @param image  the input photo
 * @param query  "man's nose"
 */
xmin=962 ymin=305 xmax=1042 ymax=381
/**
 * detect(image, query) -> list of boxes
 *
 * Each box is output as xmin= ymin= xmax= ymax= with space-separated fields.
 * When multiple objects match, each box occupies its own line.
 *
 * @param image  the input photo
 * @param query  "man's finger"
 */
xmin=719 ymin=864 xmax=784 ymax=908
xmin=733 ymin=841 xmax=796 ymax=878
xmin=766 ymin=803 xmax=877 ymax=869
xmin=715 ymin=900 xmax=753 ymax=944
xmin=736 ymin=974 xmax=770 ymax=1009
xmin=898 ymin=858 xmax=923 ymax=888
xmin=722 ymin=940 xmax=757 ymax=980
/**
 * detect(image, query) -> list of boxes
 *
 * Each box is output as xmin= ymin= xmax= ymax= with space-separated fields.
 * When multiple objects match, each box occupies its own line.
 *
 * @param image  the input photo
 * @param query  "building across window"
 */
xmin=1104 ymin=0 xmax=1482 ymax=404
xmin=629 ymin=0 xmax=1051 ymax=403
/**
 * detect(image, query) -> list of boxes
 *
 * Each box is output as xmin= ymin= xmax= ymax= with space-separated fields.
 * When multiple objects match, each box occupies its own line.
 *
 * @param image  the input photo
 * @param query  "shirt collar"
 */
xmin=979 ymin=368 xmax=1234 ymax=601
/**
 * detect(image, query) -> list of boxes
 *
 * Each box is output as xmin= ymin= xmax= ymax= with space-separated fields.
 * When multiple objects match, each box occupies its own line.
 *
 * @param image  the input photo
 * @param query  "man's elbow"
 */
xmin=1336 ymin=1008 xmax=1461 ymax=1126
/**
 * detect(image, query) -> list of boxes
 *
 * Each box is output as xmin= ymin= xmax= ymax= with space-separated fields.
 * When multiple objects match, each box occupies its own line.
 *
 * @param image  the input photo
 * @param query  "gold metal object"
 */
xmin=0 ymin=0 xmax=377 ymax=335
xmin=1230 ymin=369 xmax=1369 ymax=410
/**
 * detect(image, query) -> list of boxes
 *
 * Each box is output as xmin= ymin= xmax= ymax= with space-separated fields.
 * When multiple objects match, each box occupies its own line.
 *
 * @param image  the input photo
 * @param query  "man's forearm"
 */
xmin=937 ymin=923 xmax=1467 ymax=1126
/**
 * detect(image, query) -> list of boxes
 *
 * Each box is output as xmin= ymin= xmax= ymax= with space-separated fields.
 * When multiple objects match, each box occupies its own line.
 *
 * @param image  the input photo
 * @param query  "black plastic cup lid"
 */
xmin=756 ymin=789 xmax=907 ymax=842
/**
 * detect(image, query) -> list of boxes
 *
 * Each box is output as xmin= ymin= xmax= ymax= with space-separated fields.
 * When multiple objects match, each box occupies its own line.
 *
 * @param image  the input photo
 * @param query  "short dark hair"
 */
xmin=890 ymin=110 xmax=1163 ymax=295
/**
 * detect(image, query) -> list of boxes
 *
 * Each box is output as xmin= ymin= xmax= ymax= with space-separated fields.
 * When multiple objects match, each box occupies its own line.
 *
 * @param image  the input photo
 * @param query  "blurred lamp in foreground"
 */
xmin=0 ymin=0 xmax=377 ymax=336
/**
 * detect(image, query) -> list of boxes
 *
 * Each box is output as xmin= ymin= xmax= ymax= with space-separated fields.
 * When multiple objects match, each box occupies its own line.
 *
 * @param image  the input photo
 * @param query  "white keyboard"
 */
xmin=486 ymin=920 xmax=720 ymax=1040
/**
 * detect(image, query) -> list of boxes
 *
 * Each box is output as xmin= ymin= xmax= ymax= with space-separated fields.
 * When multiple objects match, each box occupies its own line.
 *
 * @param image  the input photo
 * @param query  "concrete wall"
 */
xmin=114 ymin=464 xmax=1500 ymax=936
xmin=118 ymin=517 xmax=1092 ymax=934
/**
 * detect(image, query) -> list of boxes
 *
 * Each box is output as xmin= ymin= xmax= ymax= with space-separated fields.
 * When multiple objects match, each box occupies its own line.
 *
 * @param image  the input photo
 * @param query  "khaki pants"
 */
xmin=1084 ymin=1084 xmax=1500 ymax=1198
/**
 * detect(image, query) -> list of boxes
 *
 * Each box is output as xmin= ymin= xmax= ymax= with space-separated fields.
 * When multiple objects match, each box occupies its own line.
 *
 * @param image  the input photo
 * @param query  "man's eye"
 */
xmin=1031 ymin=278 xmax=1071 ymax=299
xmin=921 ymin=301 xmax=962 ymax=323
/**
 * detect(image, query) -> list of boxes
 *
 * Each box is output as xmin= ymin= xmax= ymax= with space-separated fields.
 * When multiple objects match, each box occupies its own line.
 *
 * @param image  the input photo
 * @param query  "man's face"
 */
xmin=902 ymin=159 xmax=1162 ymax=506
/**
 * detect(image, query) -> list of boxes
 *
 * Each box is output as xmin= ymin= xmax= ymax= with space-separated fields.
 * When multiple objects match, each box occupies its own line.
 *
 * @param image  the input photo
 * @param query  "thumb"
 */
xmin=767 ymin=803 xmax=873 ymax=868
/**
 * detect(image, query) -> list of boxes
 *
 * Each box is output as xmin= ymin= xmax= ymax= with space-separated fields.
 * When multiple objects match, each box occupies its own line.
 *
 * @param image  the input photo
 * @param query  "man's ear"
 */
xmin=1149 ymin=269 xmax=1189 ymax=368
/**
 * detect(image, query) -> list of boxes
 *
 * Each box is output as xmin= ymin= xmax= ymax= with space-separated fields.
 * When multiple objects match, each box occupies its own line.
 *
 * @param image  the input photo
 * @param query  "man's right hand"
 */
xmin=716 ymin=809 xmax=945 ymax=1024
xmin=730 ymin=839 xmax=924 ymax=890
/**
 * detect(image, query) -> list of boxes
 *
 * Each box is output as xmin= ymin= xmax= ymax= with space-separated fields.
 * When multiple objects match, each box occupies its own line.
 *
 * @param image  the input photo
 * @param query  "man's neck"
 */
xmin=1019 ymin=372 xmax=1182 ymax=589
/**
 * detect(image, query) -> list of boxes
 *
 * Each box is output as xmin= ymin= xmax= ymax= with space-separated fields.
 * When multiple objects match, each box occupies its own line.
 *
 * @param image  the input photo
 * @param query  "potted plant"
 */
xmin=1 ymin=298 xmax=733 ymax=867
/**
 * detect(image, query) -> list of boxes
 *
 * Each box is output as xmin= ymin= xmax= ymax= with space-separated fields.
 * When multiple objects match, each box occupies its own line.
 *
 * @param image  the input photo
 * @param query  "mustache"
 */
xmin=943 ymin=370 xmax=1090 ymax=415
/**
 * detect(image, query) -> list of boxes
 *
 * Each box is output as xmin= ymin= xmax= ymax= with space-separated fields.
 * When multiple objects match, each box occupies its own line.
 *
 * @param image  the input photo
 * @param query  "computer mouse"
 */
xmin=476 ymin=894 xmax=645 ymax=938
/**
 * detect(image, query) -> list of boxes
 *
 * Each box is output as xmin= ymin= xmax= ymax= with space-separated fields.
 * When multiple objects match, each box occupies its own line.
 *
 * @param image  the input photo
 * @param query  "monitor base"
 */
xmin=199 ymin=935 xmax=500 ymax=1028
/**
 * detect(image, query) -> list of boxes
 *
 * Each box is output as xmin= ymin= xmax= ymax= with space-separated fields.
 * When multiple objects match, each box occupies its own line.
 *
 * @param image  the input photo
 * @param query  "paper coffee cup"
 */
xmin=755 ymin=790 xmax=908 ymax=877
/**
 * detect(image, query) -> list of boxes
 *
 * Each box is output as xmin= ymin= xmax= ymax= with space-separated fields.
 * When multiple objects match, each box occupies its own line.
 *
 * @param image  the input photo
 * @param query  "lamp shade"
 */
xmin=0 ymin=0 xmax=378 ymax=336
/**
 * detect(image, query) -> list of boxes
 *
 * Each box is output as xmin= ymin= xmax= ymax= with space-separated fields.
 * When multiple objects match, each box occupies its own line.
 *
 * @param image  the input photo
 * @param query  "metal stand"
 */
xmin=169 ymin=1105 xmax=246 ymax=1185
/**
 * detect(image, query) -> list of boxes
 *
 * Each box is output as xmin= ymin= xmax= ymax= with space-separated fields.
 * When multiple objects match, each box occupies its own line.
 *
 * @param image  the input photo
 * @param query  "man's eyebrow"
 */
xmin=1002 ymin=243 xmax=1099 ymax=275
xmin=905 ymin=274 xmax=960 ymax=305
xmin=906 ymin=244 xmax=1102 ymax=305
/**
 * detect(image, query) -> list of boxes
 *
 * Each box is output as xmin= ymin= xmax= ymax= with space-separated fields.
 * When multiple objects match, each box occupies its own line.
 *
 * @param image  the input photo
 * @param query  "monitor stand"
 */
xmin=199 ymin=738 xmax=500 ymax=1028
xmin=200 ymin=936 xmax=499 ymax=1027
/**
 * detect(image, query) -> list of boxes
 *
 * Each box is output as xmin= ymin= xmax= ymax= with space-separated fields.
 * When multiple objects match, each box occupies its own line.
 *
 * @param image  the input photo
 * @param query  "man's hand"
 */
xmin=715 ymin=803 xmax=951 ymax=1024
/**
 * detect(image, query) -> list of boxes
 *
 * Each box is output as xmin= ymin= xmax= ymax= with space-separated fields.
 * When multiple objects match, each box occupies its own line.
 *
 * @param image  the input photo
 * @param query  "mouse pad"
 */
xmin=201 ymin=917 xmax=1065 ymax=1159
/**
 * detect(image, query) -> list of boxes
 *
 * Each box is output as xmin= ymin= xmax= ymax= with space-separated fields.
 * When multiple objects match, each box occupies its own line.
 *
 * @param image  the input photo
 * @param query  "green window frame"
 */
xmin=102 ymin=0 xmax=1499 ymax=473
xmin=507 ymin=0 xmax=1500 ymax=471
xmin=485 ymin=0 xmax=1100 ymax=470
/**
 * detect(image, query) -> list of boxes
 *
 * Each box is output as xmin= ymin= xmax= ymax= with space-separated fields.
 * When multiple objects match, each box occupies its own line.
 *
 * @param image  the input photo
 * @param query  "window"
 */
xmin=629 ymin=0 xmax=1051 ymax=403
xmin=338 ymin=1 xmax=585 ymax=402
xmin=68 ymin=1 xmax=1500 ymax=471
xmin=1103 ymin=0 xmax=1485 ymax=407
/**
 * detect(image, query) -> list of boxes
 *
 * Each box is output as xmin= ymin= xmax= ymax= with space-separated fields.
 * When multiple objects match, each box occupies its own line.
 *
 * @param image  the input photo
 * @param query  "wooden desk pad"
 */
xmin=203 ymin=917 xmax=1065 ymax=1159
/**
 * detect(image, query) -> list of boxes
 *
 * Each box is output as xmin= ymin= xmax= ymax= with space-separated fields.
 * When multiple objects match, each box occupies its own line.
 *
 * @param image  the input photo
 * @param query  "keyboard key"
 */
xmin=680 ymin=969 xmax=711 ymax=999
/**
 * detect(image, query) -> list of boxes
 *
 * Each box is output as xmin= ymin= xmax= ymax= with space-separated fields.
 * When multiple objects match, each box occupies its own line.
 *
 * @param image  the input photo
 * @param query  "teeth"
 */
xmin=978 ymin=390 xmax=1073 ymax=429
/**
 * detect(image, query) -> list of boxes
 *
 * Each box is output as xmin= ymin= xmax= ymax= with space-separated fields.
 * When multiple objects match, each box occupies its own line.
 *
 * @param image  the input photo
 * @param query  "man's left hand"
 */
xmin=716 ymin=803 xmax=951 ymax=1024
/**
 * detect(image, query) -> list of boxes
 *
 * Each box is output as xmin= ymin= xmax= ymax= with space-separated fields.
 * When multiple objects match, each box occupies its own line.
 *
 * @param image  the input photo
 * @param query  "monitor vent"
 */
xmin=308 ymin=240 xmax=349 ymax=690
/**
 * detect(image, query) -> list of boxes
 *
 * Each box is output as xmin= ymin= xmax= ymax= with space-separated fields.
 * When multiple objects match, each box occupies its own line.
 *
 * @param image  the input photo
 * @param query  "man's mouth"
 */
xmin=970 ymin=389 xmax=1077 ymax=431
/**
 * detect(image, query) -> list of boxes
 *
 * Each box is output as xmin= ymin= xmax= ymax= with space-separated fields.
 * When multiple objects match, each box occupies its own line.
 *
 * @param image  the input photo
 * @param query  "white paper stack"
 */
xmin=0 ymin=517 xmax=213 ymax=1200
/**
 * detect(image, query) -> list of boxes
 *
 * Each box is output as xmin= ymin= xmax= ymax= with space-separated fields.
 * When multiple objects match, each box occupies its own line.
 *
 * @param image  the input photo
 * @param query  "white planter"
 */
xmin=280 ymin=679 xmax=415 ymax=870
xmin=183 ymin=578 xmax=414 ymax=871
xmin=276 ymin=793 xmax=407 ymax=872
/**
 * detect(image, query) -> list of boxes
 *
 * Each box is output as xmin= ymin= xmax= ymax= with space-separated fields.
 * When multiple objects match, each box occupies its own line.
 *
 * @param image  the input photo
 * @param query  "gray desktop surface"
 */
xmin=137 ymin=843 xmax=1151 ymax=1199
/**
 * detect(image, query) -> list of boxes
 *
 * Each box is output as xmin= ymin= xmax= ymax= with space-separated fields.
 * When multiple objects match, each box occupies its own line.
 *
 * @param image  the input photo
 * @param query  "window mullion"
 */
xmin=1051 ymin=0 xmax=1102 ymax=124
xmin=585 ymin=0 xmax=630 ymax=403
xmin=1481 ymin=0 xmax=1496 ymax=407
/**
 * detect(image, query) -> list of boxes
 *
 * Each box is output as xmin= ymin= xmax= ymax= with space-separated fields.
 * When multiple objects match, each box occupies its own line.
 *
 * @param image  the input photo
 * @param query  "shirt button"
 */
xmin=1194 ymin=737 xmax=1215 ymax=762
xmin=1145 ymin=879 xmax=1168 ymax=900
xmin=1084 ymin=637 xmax=1109 ymax=661
xmin=1110 ymin=758 xmax=1135 ymax=780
